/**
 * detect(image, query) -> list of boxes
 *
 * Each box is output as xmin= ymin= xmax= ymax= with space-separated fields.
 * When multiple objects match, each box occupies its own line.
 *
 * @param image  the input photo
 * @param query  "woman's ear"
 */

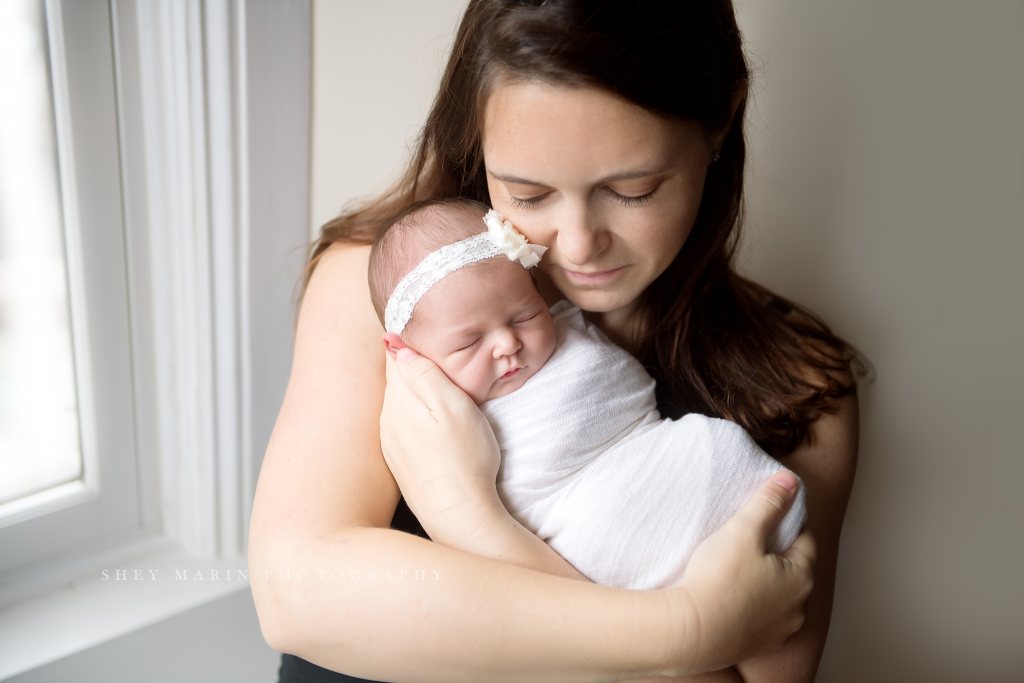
xmin=381 ymin=333 xmax=409 ymax=359
xmin=727 ymin=78 xmax=749 ymax=129
xmin=711 ymin=78 xmax=749 ymax=158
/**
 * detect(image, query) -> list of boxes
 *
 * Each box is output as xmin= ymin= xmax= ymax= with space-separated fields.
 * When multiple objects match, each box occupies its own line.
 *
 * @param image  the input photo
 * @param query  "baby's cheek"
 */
xmin=535 ymin=326 xmax=557 ymax=366
xmin=450 ymin=356 xmax=495 ymax=404
xmin=435 ymin=358 xmax=475 ymax=398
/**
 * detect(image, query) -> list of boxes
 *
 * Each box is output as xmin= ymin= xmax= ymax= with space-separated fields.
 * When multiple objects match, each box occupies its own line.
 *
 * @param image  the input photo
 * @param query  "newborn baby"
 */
xmin=370 ymin=198 xmax=806 ymax=590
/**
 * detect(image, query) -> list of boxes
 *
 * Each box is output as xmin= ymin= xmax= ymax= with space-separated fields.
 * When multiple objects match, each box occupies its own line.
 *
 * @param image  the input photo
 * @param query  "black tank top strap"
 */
xmin=279 ymin=654 xmax=389 ymax=682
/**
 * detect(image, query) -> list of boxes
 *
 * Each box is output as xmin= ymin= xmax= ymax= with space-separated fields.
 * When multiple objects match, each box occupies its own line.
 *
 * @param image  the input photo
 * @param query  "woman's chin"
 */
xmin=559 ymin=286 xmax=639 ymax=317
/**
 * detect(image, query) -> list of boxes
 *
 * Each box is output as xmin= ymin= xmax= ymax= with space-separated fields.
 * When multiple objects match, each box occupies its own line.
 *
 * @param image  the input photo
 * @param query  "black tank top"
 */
xmin=278 ymin=497 xmax=429 ymax=683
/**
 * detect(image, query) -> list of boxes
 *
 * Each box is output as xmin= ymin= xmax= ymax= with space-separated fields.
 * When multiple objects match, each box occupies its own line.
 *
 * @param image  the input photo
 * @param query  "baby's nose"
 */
xmin=493 ymin=330 xmax=522 ymax=358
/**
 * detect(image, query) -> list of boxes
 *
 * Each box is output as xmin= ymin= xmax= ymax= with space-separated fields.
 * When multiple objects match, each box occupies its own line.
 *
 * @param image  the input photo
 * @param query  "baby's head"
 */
xmin=368 ymin=199 xmax=556 ymax=405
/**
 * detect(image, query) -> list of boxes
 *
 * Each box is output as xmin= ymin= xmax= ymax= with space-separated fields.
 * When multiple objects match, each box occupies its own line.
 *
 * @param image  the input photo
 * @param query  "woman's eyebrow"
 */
xmin=488 ymin=171 xmax=546 ymax=185
xmin=488 ymin=165 xmax=671 ymax=186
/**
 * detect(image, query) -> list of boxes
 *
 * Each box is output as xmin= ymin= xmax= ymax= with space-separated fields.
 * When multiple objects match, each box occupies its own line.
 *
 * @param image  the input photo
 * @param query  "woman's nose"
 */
xmin=556 ymin=204 xmax=608 ymax=266
xmin=492 ymin=330 xmax=522 ymax=358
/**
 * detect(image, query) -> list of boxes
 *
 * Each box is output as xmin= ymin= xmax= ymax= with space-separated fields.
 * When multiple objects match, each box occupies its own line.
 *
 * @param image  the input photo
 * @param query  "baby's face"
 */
xmin=405 ymin=260 xmax=556 ymax=404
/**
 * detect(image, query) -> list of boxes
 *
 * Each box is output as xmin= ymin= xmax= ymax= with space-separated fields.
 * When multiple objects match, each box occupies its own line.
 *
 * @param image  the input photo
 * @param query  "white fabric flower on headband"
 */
xmin=483 ymin=209 xmax=548 ymax=268
xmin=383 ymin=209 xmax=548 ymax=335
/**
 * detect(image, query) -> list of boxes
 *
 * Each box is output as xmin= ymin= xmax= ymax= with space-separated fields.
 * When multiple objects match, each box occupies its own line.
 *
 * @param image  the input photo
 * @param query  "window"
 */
xmin=0 ymin=0 xmax=143 ymax=588
xmin=0 ymin=0 xmax=83 ymax=512
xmin=0 ymin=0 xmax=309 ymax=675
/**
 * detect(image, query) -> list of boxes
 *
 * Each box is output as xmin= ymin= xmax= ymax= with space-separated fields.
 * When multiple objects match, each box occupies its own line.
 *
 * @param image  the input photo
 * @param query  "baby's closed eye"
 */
xmin=449 ymin=338 xmax=481 ymax=355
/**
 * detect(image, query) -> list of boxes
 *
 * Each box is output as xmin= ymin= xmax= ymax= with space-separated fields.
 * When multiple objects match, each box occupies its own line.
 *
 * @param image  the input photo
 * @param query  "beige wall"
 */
xmin=310 ymin=2 xmax=1024 ymax=680
xmin=309 ymin=0 xmax=467 ymax=235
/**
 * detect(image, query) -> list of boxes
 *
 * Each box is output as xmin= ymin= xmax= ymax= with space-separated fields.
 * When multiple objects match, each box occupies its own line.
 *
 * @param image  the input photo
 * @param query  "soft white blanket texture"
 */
xmin=480 ymin=301 xmax=807 ymax=590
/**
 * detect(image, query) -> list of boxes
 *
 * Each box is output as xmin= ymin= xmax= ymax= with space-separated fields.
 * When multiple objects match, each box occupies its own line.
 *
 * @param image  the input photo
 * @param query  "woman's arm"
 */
xmin=596 ymin=395 xmax=859 ymax=683
xmin=731 ymin=389 xmax=860 ymax=683
xmin=249 ymin=244 xmax=663 ymax=680
xmin=653 ymin=390 xmax=857 ymax=683
xmin=406 ymin=352 xmax=854 ymax=683
xmin=248 ymin=242 xmax=814 ymax=682
xmin=378 ymin=337 xmax=816 ymax=681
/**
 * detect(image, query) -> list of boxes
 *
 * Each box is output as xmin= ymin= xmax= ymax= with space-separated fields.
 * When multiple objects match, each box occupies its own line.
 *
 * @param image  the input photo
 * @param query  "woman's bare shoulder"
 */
xmin=788 ymin=384 xmax=859 ymax=503
xmin=251 ymin=242 xmax=399 ymax=543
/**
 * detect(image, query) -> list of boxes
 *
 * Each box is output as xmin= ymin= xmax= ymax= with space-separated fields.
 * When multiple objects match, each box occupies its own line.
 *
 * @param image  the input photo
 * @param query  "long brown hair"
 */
xmin=306 ymin=0 xmax=865 ymax=456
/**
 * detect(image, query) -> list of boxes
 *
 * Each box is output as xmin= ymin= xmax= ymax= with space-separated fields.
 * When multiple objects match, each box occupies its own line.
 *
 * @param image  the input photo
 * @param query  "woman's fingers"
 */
xmin=782 ymin=528 xmax=817 ymax=576
xmin=727 ymin=471 xmax=801 ymax=547
xmin=378 ymin=344 xmax=502 ymax=546
xmin=385 ymin=345 xmax=470 ymax=415
xmin=659 ymin=472 xmax=815 ymax=674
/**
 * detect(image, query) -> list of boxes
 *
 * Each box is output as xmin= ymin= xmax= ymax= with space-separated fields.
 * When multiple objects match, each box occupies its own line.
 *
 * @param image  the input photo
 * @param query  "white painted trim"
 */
xmin=43 ymin=0 xmax=100 ymax=506
xmin=136 ymin=0 xmax=211 ymax=559
xmin=132 ymin=0 xmax=254 ymax=560
xmin=0 ymin=481 xmax=90 ymax=528
xmin=206 ymin=0 xmax=243 ymax=560
xmin=236 ymin=0 xmax=255 ymax=560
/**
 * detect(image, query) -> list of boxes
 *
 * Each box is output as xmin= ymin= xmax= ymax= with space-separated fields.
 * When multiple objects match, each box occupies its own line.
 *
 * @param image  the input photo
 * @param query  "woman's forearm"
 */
xmin=444 ymin=504 xmax=748 ymax=683
xmin=427 ymin=489 xmax=591 ymax=582
xmin=254 ymin=245 xmax=818 ymax=682
xmin=251 ymin=524 xmax=674 ymax=683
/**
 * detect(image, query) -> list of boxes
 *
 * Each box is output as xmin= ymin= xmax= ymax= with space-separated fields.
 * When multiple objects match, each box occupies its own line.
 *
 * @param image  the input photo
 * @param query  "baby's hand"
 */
xmin=379 ymin=346 xmax=504 ymax=546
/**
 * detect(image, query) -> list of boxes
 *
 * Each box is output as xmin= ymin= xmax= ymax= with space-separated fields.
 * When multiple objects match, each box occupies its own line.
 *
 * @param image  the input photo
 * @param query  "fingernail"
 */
xmin=396 ymin=348 xmax=419 ymax=365
xmin=772 ymin=471 xmax=798 ymax=492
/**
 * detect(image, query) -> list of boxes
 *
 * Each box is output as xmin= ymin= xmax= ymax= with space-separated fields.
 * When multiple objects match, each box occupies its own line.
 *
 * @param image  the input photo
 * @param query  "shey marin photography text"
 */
xmin=100 ymin=568 xmax=445 ymax=581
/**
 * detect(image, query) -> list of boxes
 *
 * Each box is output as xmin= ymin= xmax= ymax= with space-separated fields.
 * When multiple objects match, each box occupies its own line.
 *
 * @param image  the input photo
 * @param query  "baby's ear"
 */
xmin=381 ymin=333 xmax=408 ymax=359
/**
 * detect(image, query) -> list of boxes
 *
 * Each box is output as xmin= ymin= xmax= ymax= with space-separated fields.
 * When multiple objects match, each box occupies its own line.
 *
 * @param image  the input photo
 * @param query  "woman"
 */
xmin=250 ymin=1 xmax=859 ymax=681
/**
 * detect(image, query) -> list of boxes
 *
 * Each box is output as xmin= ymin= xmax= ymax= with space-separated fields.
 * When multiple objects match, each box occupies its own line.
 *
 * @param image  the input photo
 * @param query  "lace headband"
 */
xmin=384 ymin=209 xmax=548 ymax=335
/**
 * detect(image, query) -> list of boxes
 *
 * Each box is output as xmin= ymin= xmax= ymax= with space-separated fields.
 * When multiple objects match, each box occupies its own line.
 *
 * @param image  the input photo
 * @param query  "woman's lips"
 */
xmin=562 ymin=266 xmax=625 ymax=285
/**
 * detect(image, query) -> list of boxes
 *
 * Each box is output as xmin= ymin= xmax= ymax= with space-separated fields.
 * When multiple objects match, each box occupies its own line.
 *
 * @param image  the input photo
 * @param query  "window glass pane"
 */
xmin=0 ymin=0 xmax=82 ymax=506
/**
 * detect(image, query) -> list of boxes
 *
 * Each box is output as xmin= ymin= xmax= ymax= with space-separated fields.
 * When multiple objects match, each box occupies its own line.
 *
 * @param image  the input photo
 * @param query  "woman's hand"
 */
xmin=657 ymin=472 xmax=818 ymax=677
xmin=379 ymin=345 xmax=505 ymax=548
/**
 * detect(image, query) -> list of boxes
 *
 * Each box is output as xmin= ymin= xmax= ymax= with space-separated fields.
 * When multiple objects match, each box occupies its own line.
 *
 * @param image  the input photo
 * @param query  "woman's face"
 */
xmin=482 ymin=82 xmax=714 ymax=328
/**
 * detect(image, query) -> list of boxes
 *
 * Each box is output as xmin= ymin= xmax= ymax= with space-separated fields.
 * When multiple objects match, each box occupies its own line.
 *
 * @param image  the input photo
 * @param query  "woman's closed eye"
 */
xmin=606 ymin=183 xmax=660 ymax=207
xmin=508 ymin=192 xmax=551 ymax=209
xmin=507 ymin=184 xmax=661 ymax=209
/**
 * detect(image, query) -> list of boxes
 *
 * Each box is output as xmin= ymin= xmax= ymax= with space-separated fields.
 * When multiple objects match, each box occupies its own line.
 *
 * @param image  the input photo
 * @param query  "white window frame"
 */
xmin=0 ymin=0 xmax=147 ymax=593
xmin=0 ymin=0 xmax=310 ymax=677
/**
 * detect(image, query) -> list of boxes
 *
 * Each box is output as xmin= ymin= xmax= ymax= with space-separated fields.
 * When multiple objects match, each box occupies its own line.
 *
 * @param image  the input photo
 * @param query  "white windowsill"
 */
xmin=0 ymin=544 xmax=253 ymax=680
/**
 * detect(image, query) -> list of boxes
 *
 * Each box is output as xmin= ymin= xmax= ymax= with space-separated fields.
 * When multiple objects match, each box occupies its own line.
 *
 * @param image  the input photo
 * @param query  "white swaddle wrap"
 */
xmin=480 ymin=300 xmax=807 ymax=590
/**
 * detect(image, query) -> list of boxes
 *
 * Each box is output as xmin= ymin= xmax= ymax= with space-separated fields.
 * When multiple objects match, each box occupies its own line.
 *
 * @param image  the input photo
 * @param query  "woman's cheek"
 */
xmin=494 ymin=204 xmax=555 ymax=249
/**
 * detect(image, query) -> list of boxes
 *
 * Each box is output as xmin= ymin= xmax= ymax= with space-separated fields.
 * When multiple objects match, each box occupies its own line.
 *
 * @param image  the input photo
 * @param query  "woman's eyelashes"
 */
xmin=506 ymin=183 xmax=660 ymax=209
xmin=508 ymin=192 xmax=551 ymax=209
xmin=608 ymin=184 xmax=659 ymax=207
